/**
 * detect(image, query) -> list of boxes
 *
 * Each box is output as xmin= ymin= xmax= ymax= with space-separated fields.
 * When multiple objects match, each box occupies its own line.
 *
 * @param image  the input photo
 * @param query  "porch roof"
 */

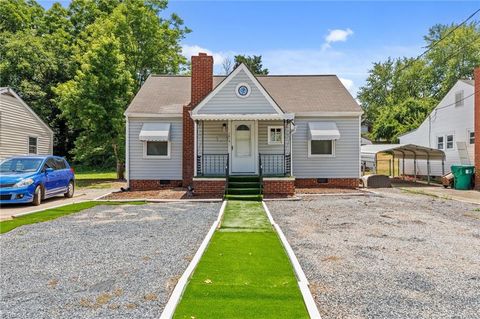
xmin=190 ymin=113 xmax=295 ymax=121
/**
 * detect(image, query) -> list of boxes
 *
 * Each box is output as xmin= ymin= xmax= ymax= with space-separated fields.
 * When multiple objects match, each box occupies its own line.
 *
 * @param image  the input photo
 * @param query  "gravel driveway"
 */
xmin=267 ymin=189 xmax=480 ymax=319
xmin=1 ymin=202 xmax=220 ymax=319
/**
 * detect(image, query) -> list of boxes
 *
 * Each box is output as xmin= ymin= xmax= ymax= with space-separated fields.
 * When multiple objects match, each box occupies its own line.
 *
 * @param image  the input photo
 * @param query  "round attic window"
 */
xmin=236 ymin=83 xmax=251 ymax=98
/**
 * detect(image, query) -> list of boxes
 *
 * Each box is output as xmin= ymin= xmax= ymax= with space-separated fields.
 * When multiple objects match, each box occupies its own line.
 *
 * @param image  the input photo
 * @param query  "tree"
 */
xmin=222 ymin=56 xmax=233 ymax=75
xmin=54 ymin=36 xmax=134 ymax=178
xmin=233 ymin=55 xmax=269 ymax=74
xmin=358 ymin=22 xmax=480 ymax=142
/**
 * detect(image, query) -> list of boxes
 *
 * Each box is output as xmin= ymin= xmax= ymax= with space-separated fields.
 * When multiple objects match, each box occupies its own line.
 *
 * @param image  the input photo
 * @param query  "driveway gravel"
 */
xmin=0 ymin=201 xmax=220 ymax=319
xmin=267 ymin=189 xmax=480 ymax=319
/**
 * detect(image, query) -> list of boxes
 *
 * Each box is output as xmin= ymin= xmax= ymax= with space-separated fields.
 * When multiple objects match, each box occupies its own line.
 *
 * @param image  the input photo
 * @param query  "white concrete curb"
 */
xmin=159 ymin=200 xmax=227 ymax=319
xmin=262 ymin=201 xmax=322 ymax=319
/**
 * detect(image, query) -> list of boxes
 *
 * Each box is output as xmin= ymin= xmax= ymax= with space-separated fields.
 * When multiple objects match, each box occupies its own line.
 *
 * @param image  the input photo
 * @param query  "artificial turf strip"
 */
xmin=173 ymin=201 xmax=309 ymax=319
xmin=0 ymin=201 xmax=146 ymax=234
xmin=221 ymin=200 xmax=272 ymax=231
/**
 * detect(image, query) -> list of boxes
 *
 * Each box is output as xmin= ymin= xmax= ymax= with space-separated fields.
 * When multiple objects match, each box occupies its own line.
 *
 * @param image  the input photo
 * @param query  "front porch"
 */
xmin=194 ymin=119 xmax=293 ymax=178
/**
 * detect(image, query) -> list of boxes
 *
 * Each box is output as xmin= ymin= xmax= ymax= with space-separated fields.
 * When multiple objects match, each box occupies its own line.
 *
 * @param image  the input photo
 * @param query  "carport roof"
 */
xmin=361 ymin=144 xmax=445 ymax=161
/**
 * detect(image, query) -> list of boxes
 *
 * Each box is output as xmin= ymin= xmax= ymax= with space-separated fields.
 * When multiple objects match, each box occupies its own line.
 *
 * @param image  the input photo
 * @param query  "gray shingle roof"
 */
xmin=125 ymin=74 xmax=361 ymax=115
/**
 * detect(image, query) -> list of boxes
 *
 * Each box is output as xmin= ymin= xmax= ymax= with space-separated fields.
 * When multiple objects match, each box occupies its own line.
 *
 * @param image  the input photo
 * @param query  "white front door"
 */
xmin=231 ymin=121 xmax=256 ymax=174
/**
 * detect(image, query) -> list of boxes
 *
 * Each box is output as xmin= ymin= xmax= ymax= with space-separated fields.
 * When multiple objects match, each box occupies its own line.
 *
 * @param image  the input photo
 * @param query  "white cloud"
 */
xmin=182 ymin=44 xmax=226 ymax=66
xmin=339 ymin=77 xmax=354 ymax=91
xmin=325 ymin=28 xmax=354 ymax=44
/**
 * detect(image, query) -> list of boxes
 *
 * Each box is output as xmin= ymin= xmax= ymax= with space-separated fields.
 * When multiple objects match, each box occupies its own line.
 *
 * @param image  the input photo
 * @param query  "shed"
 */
xmin=361 ymin=144 xmax=446 ymax=183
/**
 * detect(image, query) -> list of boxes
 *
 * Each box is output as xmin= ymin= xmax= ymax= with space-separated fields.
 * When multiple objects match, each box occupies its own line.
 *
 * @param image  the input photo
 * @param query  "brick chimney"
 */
xmin=475 ymin=67 xmax=480 ymax=190
xmin=182 ymin=53 xmax=214 ymax=187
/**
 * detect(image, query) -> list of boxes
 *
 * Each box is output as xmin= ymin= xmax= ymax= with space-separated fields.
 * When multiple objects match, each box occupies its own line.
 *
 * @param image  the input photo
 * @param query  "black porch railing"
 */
xmin=259 ymin=154 xmax=291 ymax=176
xmin=197 ymin=154 xmax=229 ymax=176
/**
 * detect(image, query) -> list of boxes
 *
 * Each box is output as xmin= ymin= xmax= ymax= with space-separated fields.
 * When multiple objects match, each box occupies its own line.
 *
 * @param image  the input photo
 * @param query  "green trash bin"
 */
xmin=450 ymin=165 xmax=475 ymax=190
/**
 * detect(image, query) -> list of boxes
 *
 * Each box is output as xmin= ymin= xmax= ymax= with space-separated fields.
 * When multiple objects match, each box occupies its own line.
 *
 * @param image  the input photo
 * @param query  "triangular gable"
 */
xmin=192 ymin=64 xmax=284 ymax=116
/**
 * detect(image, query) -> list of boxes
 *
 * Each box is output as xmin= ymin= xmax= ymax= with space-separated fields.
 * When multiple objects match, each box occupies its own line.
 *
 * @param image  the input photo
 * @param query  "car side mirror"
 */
xmin=45 ymin=167 xmax=54 ymax=174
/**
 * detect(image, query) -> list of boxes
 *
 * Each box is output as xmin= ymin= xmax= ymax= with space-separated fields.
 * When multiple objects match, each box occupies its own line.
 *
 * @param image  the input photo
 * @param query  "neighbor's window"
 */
xmin=310 ymin=140 xmax=334 ymax=156
xmin=469 ymin=131 xmax=475 ymax=144
xmin=268 ymin=126 xmax=284 ymax=145
xmin=145 ymin=141 xmax=169 ymax=157
xmin=28 ymin=136 xmax=37 ymax=154
xmin=455 ymin=91 xmax=464 ymax=107
xmin=437 ymin=136 xmax=444 ymax=150
xmin=446 ymin=135 xmax=454 ymax=149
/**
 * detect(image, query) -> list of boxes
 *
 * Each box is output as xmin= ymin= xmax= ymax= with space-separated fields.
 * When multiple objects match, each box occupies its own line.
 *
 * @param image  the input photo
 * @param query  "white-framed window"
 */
xmin=308 ymin=140 xmax=335 ymax=157
xmin=28 ymin=136 xmax=38 ymax=154
xmin=468 ymin=130 xmax=475 ymax=145
xmin=437 ymin=136 xmax=444 ymax=150
xmin=446 ymin=134 xmax=454 ymax=149
xmin=455 ymin=91 xmax=464 ymax=107
xmin=268 ymin=126 xmax=284 ymax=145
xmin=143 ymin=141 xmax=170 ymax=158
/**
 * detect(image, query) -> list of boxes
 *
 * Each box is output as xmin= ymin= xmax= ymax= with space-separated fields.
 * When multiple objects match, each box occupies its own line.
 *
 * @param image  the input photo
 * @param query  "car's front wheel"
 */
xmin=64 ymin=180 xmax=74 ymax=198
xmin=32 ymin=185 xmax=42 ymax=206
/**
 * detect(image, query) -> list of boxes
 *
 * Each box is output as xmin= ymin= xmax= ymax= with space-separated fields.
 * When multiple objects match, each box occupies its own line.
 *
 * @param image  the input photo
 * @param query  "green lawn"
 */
xmin=72 ymin=166 xmax=119 ymax=188
xmin=73 ymin=166 xmax=117 ymax=180
xmin=173 ymin=200 xmax=309 ymax=319
xmin=0 ymin=201 xmax=145 ymax=234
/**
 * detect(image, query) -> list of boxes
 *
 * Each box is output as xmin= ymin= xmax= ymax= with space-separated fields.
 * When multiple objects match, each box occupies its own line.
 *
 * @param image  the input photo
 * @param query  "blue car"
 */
xmin=0 ymin=156 xmax=75 ymax=206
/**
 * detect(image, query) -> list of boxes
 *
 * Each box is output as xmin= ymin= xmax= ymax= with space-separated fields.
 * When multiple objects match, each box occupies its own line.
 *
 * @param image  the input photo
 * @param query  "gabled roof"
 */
xmin=0 ymin=87 xmax=53 ymax=134
xmin=125 ymin=72 xmax=361 ymax=116
xmin=192 ymin=63 xmax=285 ymax=118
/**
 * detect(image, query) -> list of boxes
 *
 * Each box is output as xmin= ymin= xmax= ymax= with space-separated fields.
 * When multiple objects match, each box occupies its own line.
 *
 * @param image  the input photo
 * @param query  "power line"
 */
xmin=396 ymin=8 xmax=480 ymax=74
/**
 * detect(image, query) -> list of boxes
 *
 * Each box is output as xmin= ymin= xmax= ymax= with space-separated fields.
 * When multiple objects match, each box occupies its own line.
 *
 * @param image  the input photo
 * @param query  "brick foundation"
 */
xmin=193 ymin=179 xmax=225 ymax=196
xmin=263 ymin=178 xmax=295 ymax=198
xmin=295 ymin=178 xmax=359 ymax=189
xmin=130 ymin=179 xmax=182 ymax=191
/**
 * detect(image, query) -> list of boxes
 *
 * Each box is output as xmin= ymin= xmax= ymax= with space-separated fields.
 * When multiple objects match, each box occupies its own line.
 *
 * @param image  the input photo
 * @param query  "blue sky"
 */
xmin=39 ymin=1 xmax=480 ymax=96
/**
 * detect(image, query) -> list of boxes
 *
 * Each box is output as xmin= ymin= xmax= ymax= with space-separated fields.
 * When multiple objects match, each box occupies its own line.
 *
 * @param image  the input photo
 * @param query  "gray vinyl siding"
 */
xmin=198 ymin=120 xmax=289 ymax=155
xmin=128 ymin=117 xmax=182 ymax=180
xmin=292 ymin=116 xmax=360 ymax=178
xmin=0 ymin=94 xmax=53 ymax=161
xmin=198 ymin=121 xmax=228 ymax=154
xmin=258 ymin=121 xmax=288 ymax=154
xmin=197 ymin=69 xmax=277 ymax=114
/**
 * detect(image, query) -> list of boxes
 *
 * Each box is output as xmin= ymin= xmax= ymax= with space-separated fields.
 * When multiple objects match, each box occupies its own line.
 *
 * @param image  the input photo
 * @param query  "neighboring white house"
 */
xmin=0 ymin=87 xmax=54 ymax=161
xmin=399 ymin=79 xmax=475 ymax=176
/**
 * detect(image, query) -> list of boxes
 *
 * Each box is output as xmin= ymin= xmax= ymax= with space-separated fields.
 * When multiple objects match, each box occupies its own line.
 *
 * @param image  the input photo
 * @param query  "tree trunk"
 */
xmin=112 ymin=143 xmax=125 ymax=180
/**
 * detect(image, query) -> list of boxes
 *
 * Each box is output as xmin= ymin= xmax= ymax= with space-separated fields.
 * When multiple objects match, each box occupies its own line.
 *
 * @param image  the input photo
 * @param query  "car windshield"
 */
xmin=0 ymin=158 xmax=43 ymax=173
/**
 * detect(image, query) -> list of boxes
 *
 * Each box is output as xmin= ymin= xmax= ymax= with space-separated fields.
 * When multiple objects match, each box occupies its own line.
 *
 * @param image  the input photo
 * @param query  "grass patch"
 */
xmin=173 ymin=200 xmax=309 ymax=318
xmin=174 ymin=231 xmax=308 ymax=319
xmin=400 ymin=188 xmax=451 ymax=200
xmin=0 ymin=201 xmax=145 ymax=234
xmin=221 ymin=200 xmax=271 ymax=231
xmin=74 ymin=166 xmax=117 ymax=180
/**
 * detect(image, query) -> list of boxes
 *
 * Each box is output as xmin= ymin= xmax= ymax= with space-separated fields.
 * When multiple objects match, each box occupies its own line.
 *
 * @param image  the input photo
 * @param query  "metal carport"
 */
xmin=361 ymin=144 xmax=446 ymax=184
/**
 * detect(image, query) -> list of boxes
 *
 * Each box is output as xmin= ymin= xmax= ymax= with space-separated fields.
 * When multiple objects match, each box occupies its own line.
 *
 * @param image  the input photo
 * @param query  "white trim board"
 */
xmin=159 ymin=200 xmax=227 ymax=319
xmin=262 ymin=201 xmax=322 ymax=319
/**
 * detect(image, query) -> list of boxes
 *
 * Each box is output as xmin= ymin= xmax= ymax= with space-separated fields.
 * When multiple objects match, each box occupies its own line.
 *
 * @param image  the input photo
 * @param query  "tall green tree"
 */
xmin=358 ymin=22 xmax=480 ymax=142
xmin=0 ymin=0 xmax=189 ymax=166
xmin=234 ymin=55 xmax=269 ymax=75
xmin=54 ymin=36 xmax=134 ymax=178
